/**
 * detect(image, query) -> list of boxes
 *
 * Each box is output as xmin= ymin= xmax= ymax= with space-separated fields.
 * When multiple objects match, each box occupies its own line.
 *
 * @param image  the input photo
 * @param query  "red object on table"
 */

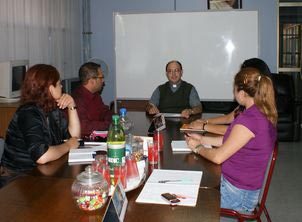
xmin=153 ymin=130 xmax=164 ymax=151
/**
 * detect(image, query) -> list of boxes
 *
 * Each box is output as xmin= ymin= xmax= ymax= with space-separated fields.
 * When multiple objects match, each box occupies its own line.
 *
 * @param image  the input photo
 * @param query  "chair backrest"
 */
xmin=257 ymin=142 xmax=278 ymax=215
xmin=271 ymin=73 xmax=295 ymax=115
xmin=220 ymin=142 xmax=278 ymax=221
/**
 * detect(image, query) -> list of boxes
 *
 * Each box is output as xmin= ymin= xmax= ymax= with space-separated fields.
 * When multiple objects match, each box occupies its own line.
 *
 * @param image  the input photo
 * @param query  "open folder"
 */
xmin=136 ymin=169 xmax=202 ymax=207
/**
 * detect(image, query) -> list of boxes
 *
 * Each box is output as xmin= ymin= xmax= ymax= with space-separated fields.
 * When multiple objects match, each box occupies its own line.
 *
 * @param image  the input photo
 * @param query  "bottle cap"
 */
xmin=119 ymin=108 xmax=127 ymax=116
xmin=112 ymin=115 xmax=120 ymax=124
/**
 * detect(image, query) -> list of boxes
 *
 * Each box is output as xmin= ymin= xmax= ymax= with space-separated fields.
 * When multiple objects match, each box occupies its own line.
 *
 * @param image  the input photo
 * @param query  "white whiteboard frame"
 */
xmin=114 ymin=11 xmax=258 ymax=101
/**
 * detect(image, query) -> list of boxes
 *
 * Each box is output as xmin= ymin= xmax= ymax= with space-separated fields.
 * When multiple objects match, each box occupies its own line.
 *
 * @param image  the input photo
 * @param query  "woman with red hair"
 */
xmin=1 ymin=64 xmax=80 ymax=187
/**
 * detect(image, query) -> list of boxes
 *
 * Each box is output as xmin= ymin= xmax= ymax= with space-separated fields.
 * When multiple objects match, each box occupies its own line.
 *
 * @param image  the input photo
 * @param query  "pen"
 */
xmin=63 ymin=138 xmax=83 ymax=142
xmin=158 ymin=180 xmax=182 ymax=183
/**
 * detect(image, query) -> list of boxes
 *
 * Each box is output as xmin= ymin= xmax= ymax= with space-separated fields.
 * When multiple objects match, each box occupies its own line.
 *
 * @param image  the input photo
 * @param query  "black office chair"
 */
xmin=220 ymin=143 xmax=278 ymax=222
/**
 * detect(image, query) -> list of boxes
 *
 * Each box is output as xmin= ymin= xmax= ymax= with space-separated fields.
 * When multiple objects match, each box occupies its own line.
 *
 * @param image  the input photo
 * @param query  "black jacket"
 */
xmin=1 ymin=103 xmax=69 ymax=171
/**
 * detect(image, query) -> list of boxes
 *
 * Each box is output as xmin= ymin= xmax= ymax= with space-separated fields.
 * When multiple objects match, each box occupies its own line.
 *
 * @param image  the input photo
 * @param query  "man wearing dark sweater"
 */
xmin=146 ymin=60 xmax=202 ymax=118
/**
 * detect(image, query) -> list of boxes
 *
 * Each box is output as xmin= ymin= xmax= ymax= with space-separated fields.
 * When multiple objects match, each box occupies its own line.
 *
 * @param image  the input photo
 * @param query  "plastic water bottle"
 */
xmin=107 ymin=115 xmax=125 ymax=170
xmin=119 ymin=108 xmax=133 ymax=156
xmin=119 ymin=108 xmax=133 ymax=135
xmin=125 ymin=133 xmax=133 ymax=156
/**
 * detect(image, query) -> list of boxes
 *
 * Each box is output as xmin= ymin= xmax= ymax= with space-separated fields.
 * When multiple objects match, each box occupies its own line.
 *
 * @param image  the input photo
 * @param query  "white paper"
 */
xmin=136 ymin=169 xmax=203 ymax=207
xmin=68 ymin=142 xmax=107 ymax=163
xmin=83 ymin=142 xmax=107 ymax=151
xmin=171 ymin=140 xmax=212 ymax=153
xmin=68 ymin=152 xmax=95 ymax=163
xmin=171 ymin=140 xmax=191 ymax=153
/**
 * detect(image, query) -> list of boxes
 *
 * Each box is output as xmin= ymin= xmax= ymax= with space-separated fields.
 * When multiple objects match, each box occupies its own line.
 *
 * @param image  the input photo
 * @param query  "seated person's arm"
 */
xmin=56 ymin=93 xmax=81 ymax=138
xmin=189 ymin=106 xmax=239 ymax=134
xmin=186 ymin=124 xmax=254 ymax=164
xmin=19 ymin=111 xmax=79 ymax=165
xmin=181 ymin=105 xmax=202 ymax=118
xmin=37 ymin=139 xmax=79 ymax=164
xmin=185 ymin=133 xmax=224 ymax=147
xmin=204 ymin=124 xmax=228 ymax=135
xmin=181 ymin=86 xmax=202 ymax=118
xmin=188 ymin=119 xmax=228 ymax=135
xmin=146 ymin=87 xmax=160 ymax=115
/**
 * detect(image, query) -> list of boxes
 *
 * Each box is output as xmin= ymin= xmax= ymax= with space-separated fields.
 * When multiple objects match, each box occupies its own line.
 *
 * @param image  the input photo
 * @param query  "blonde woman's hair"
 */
xmin=234 ymin=67 xmax=278 ymax=126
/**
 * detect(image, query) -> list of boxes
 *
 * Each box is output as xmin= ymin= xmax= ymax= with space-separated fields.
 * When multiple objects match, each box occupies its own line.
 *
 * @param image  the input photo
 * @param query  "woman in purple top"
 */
xmin=185 ymin=67 xmax=277 ymax=212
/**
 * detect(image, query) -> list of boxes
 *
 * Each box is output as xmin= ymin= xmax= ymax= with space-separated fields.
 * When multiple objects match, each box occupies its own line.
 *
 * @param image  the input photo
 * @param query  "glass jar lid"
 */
xmin=76 ymin=165 xmax=104 ymax=185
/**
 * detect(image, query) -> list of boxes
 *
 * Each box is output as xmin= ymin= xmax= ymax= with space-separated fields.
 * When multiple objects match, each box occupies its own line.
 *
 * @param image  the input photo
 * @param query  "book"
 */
xmin=68 ymin=142 xmax=107 ymax=164
xmin=136 ymin=169 xmax=202 ymax=207
xmin=68 ymin=152 xmax=95 ymax=163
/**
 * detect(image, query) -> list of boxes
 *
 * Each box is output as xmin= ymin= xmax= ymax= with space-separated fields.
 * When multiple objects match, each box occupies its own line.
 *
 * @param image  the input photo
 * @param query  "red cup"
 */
xmin=113 ymin=165 xmax=127 ymax=189
xmin=153 ymin=130 xmax=164 ymax=151
xmin=92 ymin=155 xmax=110 ymax=186
xmin=148 ymin=141 xmax=158 ymax=164
xmin=92 ymin=155 xmax=107 ymax=171
xmin=126 ymin=154 xmax=139 ymax=180
xmin=99 ymin=164 xmax=110 ymax=186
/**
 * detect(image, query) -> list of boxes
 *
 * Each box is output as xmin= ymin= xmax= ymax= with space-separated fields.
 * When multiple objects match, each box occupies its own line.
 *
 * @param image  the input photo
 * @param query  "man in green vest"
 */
xmin=146 ymin=60 xmax=202 ymax=118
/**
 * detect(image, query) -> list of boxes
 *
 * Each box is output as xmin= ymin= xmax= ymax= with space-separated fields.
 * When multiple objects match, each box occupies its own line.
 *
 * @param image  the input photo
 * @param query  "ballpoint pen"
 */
xmin=158 ymin=179 xmax=182 ymax=183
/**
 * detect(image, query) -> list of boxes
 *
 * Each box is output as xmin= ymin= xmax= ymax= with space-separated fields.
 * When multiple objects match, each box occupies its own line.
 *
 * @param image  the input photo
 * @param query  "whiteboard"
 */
xmin=115 ymin=11 xmax=258 ymax=101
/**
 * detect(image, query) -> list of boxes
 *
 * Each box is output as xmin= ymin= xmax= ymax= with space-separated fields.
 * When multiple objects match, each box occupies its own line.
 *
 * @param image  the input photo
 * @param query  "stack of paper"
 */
xmin=171 ymin=140 xmax=191 ymax=153
xmin=136 ymin=169 xmax=203 ymax=207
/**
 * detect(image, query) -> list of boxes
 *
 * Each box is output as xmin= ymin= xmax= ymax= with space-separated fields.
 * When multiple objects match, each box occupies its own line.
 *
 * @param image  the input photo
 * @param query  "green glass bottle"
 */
xmin=107 ymin=115 xmax=125 ymax=171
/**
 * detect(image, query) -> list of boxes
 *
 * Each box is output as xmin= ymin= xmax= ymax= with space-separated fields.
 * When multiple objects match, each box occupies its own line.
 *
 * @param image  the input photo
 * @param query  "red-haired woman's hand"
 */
xmin=56 ymin=93 xmax=76 ymax=110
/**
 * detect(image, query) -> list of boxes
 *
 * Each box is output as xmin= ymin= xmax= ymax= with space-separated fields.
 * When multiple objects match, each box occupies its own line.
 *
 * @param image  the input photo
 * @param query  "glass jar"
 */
xmin=71 ymin=165 xmax=109 ymax=211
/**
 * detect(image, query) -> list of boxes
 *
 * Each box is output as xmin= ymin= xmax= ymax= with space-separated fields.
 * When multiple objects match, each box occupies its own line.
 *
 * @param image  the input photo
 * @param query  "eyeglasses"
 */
xmin=93 ymin=76 xmax=104 ymax=80
xmin=167 ymin=69 xmax=181 ymax=74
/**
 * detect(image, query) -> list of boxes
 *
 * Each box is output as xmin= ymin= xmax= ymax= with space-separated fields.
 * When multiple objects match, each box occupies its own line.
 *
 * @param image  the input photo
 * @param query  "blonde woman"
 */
xmin=185 ymin=67 xmax=277 ymax=212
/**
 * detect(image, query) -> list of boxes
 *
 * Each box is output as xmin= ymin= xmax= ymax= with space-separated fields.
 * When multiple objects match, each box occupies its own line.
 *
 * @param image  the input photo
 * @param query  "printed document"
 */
xmin=136 ymin=169 xmax=202 ymax=206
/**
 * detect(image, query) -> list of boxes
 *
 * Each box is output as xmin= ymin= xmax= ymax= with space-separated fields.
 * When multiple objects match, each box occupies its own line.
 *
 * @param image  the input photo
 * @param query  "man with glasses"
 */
xmin=72 ymin=62 xmax=113 ymax=138
xmin=146 ymin=60 xmax=202 ymax=118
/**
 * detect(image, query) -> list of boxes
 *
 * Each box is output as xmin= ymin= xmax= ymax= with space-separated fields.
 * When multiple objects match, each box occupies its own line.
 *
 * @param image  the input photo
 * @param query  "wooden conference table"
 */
xmin=0 ymin=112 xmax=221 ymax=222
